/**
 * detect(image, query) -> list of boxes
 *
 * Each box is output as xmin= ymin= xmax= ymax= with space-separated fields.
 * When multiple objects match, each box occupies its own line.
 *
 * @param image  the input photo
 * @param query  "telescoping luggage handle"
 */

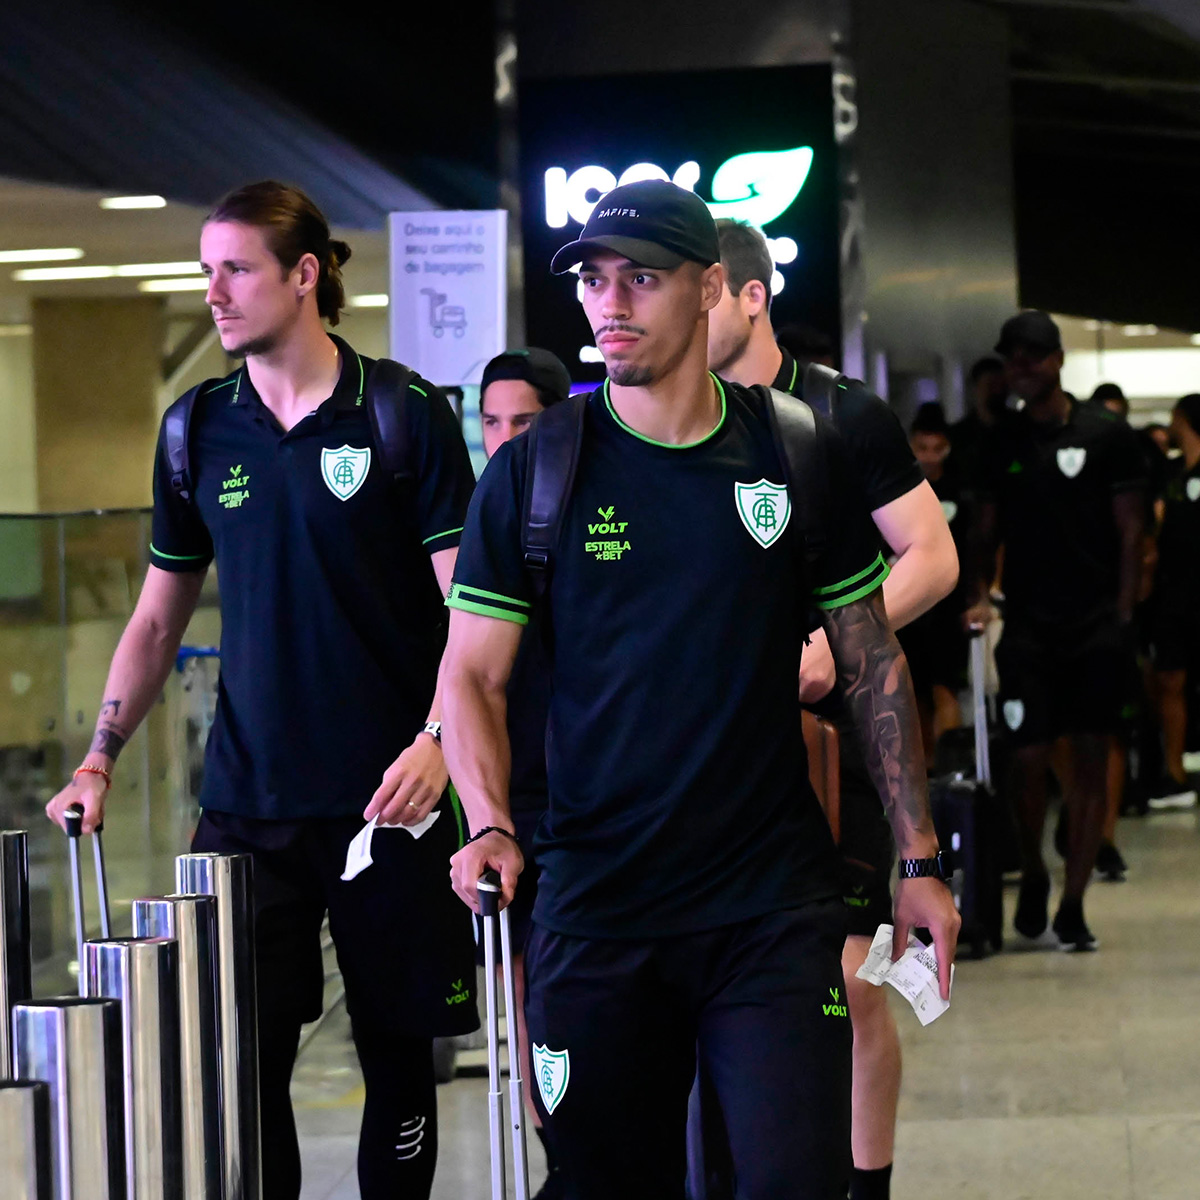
xmin=478 ymin=869 xmax=530 ymax=1200
xmin=63 ymin=802 xmax=111 ymax=997
xmin=967 ymin=626 xmax=991 ymax=789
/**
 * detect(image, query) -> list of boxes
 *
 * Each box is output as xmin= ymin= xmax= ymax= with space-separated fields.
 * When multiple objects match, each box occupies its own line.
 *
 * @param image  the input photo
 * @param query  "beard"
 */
xmin=708 ymin=326 xmax=750 ymax=376
xmin=608 ymin=361 xmax=655 ymax=387
xmin=225 ymin=329 xmax=279 ymax=360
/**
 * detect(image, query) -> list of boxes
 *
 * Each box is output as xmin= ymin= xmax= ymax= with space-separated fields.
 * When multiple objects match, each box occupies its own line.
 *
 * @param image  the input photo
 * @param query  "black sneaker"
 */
xmin=1094 ymin=840 xmax=1127 ymax=882
xmin=1014 ymin=871 xmax=1050 ymax=939
xmin=1052 ymin=898 xmax=1098 ymax=951
xmin=1146 ymin=776 xmax=1198 ymax=811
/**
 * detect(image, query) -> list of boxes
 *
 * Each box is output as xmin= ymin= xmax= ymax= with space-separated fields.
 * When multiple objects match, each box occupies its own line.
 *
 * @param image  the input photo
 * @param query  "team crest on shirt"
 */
xmin=320 ymin=445 xmax=371 ymax=501
xmin=1056 ymin=447 xmax=1086 ymax=479
xmin=734 ymin=479 xmax=792 ymax=549
xmin=940 ymin=500 xmax=958 ymax=523
xmin=1187 ymin=477 xmax=1200 ymax=502
xmin=1003 ymin=700 xmax=1025 ymax=731
xmin=532 ymin=1044 xmax=571 ymax=1115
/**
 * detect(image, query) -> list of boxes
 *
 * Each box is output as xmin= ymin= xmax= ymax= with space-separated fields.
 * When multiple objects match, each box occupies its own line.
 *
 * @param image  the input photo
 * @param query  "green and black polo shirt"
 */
xmin=448 ymin=375 xmax=888 ymax=939
xmin=151 ymin=334 xmax=476 ymax=820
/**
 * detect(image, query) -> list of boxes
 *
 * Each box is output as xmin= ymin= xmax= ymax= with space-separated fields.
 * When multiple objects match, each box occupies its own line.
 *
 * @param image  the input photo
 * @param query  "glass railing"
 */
xmin=0 ymin=508 xmax=221 ymax=992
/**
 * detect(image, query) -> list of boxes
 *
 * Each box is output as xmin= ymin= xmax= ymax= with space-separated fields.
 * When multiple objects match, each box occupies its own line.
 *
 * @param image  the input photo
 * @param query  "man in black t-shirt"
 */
xmin=46 ymin=183 xmax=479 ymax=1200
xmin=1146 ymin=394 xmax=1200 ymax=808
xmin=441 ymin=181 xmax=958 ymax=1200
xmin=707 ymin=219 xmax=958 ymax=1200
xmin=478 ymin=346 xmax=571 ymax=1200
xmin=966 ymin=311 xmax=1146 ymax=951
xmin=950 ymin=356 xmax=1009 ymax=486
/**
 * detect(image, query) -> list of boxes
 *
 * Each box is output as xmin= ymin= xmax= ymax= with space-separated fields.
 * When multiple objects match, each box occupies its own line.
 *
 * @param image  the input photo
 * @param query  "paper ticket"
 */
xmin=854 ymin=924 xmax=954 ymax=1026
xmin=341 ymin=810 xmax=442 ymax=881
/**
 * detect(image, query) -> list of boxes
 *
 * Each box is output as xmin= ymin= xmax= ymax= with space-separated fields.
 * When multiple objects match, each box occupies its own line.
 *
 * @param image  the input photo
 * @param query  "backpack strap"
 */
xmin=801 ymin=360 xmax=845 ymax=422
xmin=364 ymin=358 xmax=419 ymax=482
xmin=522 ymin=394 xmax=587 ymax=598
xmin=163 ymin=379 xmax=220 ymax=503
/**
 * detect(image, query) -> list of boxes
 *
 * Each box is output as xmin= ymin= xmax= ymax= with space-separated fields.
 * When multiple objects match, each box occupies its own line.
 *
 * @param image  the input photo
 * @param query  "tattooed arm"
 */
xmin=46 ymin=566 xmax=206 ymax=834
xmin=823 ymin=587 xmax=961 ymax=994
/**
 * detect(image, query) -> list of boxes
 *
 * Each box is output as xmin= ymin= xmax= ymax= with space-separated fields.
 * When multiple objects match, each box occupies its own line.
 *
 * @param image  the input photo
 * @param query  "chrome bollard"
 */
xmin=131 ymin=897 xmax=222 ymax=1200
xmin=174 ymin=854 xmax=259 ymax=1200
xmin=85 ymin=939 xmax=183 ymax=1200
xmin=1 ymin=831 xmax=33 ymax=1078
xmin=0 ymin=1079 xmax=53 ymax=1200
xmin=12 ymin=996 xmax=125 ymax=1200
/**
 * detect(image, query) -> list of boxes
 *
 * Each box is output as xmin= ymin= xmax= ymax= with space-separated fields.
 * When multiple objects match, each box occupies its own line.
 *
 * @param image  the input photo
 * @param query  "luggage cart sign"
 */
xmin=388 ymin=209 xmax=508 ymax=387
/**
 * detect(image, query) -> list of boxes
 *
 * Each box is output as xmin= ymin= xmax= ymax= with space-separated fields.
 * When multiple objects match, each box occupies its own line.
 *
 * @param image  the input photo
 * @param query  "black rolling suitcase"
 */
xmin=930 ymin=631 xmax=1005 ymax=958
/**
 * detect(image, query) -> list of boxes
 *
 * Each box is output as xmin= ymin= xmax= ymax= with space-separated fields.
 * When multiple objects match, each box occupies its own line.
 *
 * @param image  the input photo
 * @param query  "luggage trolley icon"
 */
xmin=420 ymin=287 xmax=467 ymax=337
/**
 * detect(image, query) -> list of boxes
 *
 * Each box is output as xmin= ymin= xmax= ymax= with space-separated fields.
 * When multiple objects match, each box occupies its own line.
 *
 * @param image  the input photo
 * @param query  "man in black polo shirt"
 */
xmin=46 ymin=181 xmax=478 ymax=1200
xmin=440 ymin=181 xmax=959 ymax=1200
xmin=478 ymin=346 xmax=571 ymax=1200
xmin=706 ymin=217 xmax=958 ymax=1200
xmin=966 ymin=311 xmax=1146 ymax=951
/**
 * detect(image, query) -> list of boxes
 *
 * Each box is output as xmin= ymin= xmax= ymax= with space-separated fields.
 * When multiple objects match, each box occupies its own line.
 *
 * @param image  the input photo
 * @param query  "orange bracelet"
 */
xmin=73 ymin=765 xmax=112 ymax=790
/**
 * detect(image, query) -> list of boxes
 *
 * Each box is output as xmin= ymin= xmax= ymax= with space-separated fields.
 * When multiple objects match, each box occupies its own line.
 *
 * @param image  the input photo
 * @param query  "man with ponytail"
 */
xmin=45 ymin=180 xmax=479 ymax=1200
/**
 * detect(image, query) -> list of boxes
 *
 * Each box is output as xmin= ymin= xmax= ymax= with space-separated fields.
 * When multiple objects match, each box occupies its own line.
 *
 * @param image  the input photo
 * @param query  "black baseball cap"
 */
xmin=995 ymin=310 xmax=1062 ymax=356
xmin=480 ymin=347 xmax=572 ymax=406
xmin=550 ymin=180 xmax=719 ymax=275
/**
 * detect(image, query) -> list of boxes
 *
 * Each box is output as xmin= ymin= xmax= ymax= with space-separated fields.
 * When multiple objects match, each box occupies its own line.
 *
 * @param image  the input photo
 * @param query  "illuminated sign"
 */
xmin=519 ymin=65 xmax=840 ymax=381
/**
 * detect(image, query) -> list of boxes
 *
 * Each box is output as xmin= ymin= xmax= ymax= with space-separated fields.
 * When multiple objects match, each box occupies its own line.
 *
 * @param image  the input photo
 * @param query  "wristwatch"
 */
xmin=422 ymin=720 xmax=442 ymax=744
xmin=898 ymin=852 xmax=951 ymax=882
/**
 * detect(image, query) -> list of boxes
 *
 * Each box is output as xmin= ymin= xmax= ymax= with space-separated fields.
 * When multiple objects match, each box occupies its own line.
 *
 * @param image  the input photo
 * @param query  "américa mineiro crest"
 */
xmin=321 ymin=445 xmax=371 ymax=501
xmin=734 ymin=479 xmax=791 ymax=549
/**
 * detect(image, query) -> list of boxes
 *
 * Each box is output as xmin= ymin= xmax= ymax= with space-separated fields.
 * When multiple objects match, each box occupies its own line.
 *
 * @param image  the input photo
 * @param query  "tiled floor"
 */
xmin=292 ymin=808 xmax=1200 ymax=1199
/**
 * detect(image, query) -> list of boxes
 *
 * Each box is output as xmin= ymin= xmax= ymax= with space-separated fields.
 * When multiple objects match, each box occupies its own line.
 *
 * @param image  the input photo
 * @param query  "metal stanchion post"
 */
xmin=132 ymin=897 xmax=222 ymax=1200
xmin=0 ymin=1079 xmax=52 ymax=1200
xmin=174 ymin=854 xmax=259 ymax=1200
xmin=1 ymin=831 xmax=33 ymax=1078
xmin=12 ymin=996 xmax=125 ymax=1200
xmin=85 ymin=939 xmax=183 ymax=1200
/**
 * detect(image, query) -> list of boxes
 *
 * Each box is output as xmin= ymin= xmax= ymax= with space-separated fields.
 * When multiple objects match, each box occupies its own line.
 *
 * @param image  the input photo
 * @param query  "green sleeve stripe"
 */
xmin=451 ymin=582 xmax=531 ymax=609
xmin=446 ymin=595 xmax=530 ymax=626
xmin=150 ymin=543 xmax=208 ymax=562
xmin=817 ymin=561 xmax=891 ymax=610
xmin=446 ymin=782 xmax=466 ymax=850
xmin=812 ymin=553 xmax=887 ymax=596
xmin=422 ymin=526 xmax=464 ymax=545
xmin=409 ymin=384 xmax=429 ymax=397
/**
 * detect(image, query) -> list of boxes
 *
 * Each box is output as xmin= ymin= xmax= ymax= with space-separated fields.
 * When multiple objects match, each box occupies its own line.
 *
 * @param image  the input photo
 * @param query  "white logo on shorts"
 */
xmin=1187 ymin=477 xmax=1200 ymax=502
xmin=1003 ymin=699 xmax=1025 ymax=731
xmin=532 ymin=1044 xmax=571 ymax=1115
xmin=1056 ymin=447 xmax=1086 ymax=478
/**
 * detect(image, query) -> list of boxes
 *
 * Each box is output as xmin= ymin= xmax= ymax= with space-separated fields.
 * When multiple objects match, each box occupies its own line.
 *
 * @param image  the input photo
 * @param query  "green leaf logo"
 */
xmin=706 ymin=147 xmax=814 ymax=227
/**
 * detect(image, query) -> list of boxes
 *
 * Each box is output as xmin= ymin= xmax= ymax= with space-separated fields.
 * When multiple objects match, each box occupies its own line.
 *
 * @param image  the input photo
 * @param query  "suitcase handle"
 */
xmin=478 ymin=868 xmax=502 ymax=918
xmin=64 ymin=803 xmax=113 ymax=995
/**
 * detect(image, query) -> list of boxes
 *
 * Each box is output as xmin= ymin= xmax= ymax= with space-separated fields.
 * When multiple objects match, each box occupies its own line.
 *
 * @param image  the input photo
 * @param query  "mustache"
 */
xmin=596 ymin=323 xmax=648 ymax=337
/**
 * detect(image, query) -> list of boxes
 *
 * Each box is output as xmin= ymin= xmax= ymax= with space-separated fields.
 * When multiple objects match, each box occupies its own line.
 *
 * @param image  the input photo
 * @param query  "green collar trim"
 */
xmin=788 ymin=357 xmax=799 ymax=392
xmin=603 ymin=373 xmax=727 ymax=449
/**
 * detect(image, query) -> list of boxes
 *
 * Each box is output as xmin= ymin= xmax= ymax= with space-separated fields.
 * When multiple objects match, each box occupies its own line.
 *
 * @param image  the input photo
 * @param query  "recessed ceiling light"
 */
xmin=99 ymin=195 xmax=167 ymax=210
xmin=137 ymin=278 xmax=210 ymax=293
xmin=113 ymin=262 xmax=202 ymax=278
xmin=0 ymin=248 xmax=85 ymax=263
xmin=349 ymin=294 xmax=389 ymax=308
xmin=13 ymin=266 xmax=117 ymax=281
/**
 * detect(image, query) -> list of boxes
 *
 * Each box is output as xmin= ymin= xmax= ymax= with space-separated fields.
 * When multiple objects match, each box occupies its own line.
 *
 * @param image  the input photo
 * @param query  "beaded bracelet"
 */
xmin=73 ymin=765 xmax=112 ymax=790
xmin=464 ymin=825 xmax=519 ymax=847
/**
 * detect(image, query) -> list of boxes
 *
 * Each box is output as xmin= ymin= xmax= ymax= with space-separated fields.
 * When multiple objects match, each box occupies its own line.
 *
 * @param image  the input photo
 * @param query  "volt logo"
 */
xmin=544 ymin=147 xmax=814 ymax=230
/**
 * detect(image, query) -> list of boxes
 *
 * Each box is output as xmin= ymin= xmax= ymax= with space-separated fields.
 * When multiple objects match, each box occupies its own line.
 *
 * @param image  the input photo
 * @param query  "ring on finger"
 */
xmin=407 ymin=800 xmax=419 ymax=810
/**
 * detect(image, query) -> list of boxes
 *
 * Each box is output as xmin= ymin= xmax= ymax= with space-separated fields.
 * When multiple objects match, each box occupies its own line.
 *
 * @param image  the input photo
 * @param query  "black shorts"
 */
xmin=523 ymin=901 xmax=852 ymax=1200
xmin=897 ymin=600 xmax=969 ymax=698
xmin=994 ymin=616 xmax=1129 ymax=747
xmin=193 ymin=796 xmax=479 ymax=1039
xmin=1148 ymin=594 xmax=1200 ymax=674
xmin=835 ymin=716 xmax=895 ymax=938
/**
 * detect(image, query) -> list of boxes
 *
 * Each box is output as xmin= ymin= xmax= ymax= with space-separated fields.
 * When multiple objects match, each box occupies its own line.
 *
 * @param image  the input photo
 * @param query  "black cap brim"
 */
xmin=550 ymin=235 xmax=688 ymax=275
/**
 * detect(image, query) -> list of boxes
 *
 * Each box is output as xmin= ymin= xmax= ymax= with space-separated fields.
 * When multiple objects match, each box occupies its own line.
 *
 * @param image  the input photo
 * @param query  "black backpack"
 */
xmin=520 ymin=361 xmax=846 ymax=601
xmin=162 ymin=359 xmax=420 ymax=503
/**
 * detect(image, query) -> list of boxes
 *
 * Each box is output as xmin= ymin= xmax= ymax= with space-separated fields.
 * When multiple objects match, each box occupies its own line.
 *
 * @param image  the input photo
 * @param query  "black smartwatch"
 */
xmin=898 ymin=852 xmax=951 ymax=882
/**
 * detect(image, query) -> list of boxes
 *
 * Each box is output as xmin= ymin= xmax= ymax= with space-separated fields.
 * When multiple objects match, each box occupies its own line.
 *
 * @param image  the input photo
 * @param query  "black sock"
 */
xmin=536 ymin=1124 xmax=559 ymax=1173
xmin=851 ymin=1163 xmax=892 ymax=1200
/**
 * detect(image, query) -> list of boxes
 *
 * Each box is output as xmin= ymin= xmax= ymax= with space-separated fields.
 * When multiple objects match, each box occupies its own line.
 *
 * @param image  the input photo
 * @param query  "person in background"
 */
xmin=950 ymin=355 xmax=1009 ymax=482
xmin=1090 ymin=382 xmax=1130 ymax=422
xmin=478 ymin=346 xmax=572 ymax=1200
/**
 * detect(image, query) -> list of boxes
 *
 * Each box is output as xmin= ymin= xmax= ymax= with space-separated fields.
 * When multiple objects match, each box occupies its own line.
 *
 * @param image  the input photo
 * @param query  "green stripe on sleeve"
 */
xmin=446 ymin=595 xmax=530 ymax=625
xmin=451 ymin=583 xmax=531 ymax=609
xmin=422 ymin=526 xmax=464 ymax=545
xmin=150 ymin=543 xmax=208 ymax=562
xmin=812 ymin=553 xmax=887 ymax=596
xmin=409 ymin=384 xmax=429 ymax=397
xmin=817 ymin=559 xmax=891 ymax=611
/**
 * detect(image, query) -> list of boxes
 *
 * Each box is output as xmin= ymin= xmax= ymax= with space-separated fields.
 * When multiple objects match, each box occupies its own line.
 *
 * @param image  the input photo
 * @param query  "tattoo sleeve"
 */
xmin=821 ymin=588 xmax=936 ymax=854
xmin=89 ymin=701 xmax=129 ymax=760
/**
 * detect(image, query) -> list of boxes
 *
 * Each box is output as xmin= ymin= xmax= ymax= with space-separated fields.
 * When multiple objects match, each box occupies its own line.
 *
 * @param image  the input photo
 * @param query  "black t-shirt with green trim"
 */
xmin=976 ymin=400 xmax=1146 ymax=627
xmin=1156 ymin=458 xmax=1200 ymax=604
xmin=448 ymin=376 xmax=889 ymax=939
xmin=773 ymin=348 xmax=924 ymax=514
xmin=150 ymin=334 xmax=476 ymax=820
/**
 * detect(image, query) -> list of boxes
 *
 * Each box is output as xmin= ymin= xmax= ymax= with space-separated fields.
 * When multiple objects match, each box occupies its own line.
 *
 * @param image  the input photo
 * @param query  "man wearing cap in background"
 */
xmin=439 ymin=180 xmax=958 ymax=1198
xmin=478 ymin=347 xmax=572 ymax=1200
xmin=966 ymin=311 xmax=1146 ymax=950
